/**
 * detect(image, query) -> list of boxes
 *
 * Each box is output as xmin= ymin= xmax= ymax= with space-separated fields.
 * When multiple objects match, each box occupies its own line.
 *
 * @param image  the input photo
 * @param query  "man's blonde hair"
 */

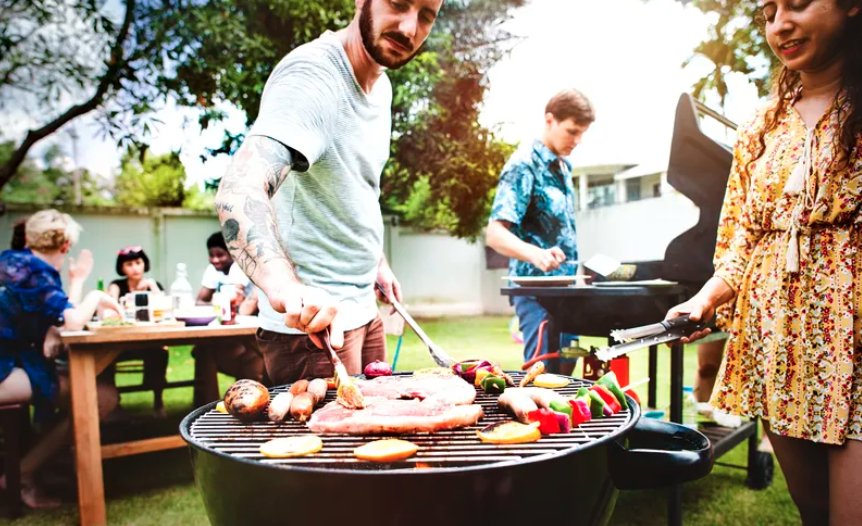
xmin=25 ymin=209 xmax=82 ymax=252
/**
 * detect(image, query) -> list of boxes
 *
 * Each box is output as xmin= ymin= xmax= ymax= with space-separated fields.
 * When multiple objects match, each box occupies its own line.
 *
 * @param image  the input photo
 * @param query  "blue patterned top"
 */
xmin=0 ymin=249 xmax=72 ymax=420
xmin=489 ymin=140 xmax=579 ymax=277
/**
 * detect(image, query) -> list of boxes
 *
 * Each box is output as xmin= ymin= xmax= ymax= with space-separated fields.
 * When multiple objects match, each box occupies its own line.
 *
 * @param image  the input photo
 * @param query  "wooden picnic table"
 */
xmin=60 ymin=321 xmax=258 ymax=526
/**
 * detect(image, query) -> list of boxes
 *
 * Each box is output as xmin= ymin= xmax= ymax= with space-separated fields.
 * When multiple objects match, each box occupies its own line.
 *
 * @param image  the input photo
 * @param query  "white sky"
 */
xmin=3 ymin=0 xmax=765 ymax=186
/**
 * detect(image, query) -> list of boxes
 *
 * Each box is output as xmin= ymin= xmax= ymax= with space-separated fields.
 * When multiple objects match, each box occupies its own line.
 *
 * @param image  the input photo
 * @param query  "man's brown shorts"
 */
xmin=256 ymin=315 xmax=386 ymax=385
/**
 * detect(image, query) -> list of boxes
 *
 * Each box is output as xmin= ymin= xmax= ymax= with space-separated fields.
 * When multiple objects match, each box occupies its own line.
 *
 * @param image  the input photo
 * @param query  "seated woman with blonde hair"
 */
xmin=0 ymin=209 xmax=121 ymax=507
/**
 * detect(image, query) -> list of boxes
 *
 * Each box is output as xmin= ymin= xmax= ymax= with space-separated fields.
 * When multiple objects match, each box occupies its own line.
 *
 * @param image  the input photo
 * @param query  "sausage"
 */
xmin=497 ymin=390 xmax=539 ymax=423
xmin=520 ymin=387 xmax=567 ymax=409
xmin=267 ymin=392 xmax=294 ymax=423
xmin=289 ymin=392 xmax=316 ymax=423
xmin=307 ymin=378 xmax=328 ymax=405
xmin=223 ymin=379 xmax=270 ymax=422
xmin=289 ymin=379 xmax=309 ymax=395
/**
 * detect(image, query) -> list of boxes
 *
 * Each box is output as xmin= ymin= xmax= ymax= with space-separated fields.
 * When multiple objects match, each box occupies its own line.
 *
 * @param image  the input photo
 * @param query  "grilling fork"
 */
xmin=319 ymin=327 xmax=366 ymax=409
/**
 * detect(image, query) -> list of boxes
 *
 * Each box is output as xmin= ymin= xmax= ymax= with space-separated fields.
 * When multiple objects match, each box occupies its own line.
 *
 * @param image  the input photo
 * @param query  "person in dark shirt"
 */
xmin=107 ymin=246 xmax=162 ymax=298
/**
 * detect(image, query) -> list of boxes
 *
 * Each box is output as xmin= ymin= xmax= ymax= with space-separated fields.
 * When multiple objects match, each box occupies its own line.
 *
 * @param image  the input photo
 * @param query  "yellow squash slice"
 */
xmin=260 ymin=435 xmax=323 ymax=458
xmin=477 ymin=421 xmax=541 ymax=444
xmin=532 ymin=374 xmax=570 ymax=388
xmin=354 ymin=439 xmax=419 ymax=462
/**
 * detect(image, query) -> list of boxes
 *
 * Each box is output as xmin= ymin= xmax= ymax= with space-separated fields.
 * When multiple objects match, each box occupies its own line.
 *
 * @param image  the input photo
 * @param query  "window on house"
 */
xmin=587 ymin=178 xmax=615 ymax=208
xmin=625 ymin=179 xmax=641 ymax=202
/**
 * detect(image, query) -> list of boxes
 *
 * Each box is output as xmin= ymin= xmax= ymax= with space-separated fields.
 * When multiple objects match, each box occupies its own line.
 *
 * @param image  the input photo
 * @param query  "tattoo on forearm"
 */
xmin=222 ymin=218 xmax=240 ymax=243
xmin=216 ymin=135 xmax=297 ymax=285
xmin=215 ymin=201 xmax=234 ymax=213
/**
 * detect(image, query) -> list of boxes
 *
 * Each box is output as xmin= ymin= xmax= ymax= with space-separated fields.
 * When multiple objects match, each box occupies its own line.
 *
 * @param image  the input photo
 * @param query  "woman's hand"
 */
xmin=666 ymin=296 xmax=715 ymax=343
xmin=96 ymin=292 xmax=123 ymax=320
xmin=666 ymin=276 xmax=736 ymax=343
xmin=67 ymin=249 xmax=94 ymax=282
xmin=135 ymin=278 xmax=160 ymax=292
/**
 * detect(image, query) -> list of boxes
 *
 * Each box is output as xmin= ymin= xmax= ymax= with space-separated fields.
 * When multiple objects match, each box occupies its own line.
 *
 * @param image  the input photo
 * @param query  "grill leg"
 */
xmin=648 ymin=345 xmax=658 ymax=409
xmin=667 ymin=485 xmax=682 ymax=526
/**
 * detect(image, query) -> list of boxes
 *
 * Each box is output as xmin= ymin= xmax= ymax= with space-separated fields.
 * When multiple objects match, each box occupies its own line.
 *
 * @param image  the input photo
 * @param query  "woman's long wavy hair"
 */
xmin=750 ymin=0 xmax=862 ymax=171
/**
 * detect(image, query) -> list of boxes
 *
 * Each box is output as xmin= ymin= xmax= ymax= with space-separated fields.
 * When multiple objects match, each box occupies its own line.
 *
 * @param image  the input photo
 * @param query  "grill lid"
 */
xmin=182 ymin=373 xmax=638 ymax=473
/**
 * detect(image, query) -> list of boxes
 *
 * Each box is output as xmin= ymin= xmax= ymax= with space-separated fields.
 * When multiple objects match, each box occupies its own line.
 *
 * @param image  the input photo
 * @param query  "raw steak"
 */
xmin=356 ymin=374 xmax=476 ymax=406
xmin=307 ymin=396 xmax=484 ymax=434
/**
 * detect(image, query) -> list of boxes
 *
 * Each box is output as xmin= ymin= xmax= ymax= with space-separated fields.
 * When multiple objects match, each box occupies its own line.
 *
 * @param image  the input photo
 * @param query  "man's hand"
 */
xmin=266 ymin=283 xmax=343 ymax=350
xmin=375 ymin=257 xmax=402 ymax=304
xmin=67 ymin=249 xmax=94 ymax=282
xmin=529 ymin=246 xmax=567 ymax=272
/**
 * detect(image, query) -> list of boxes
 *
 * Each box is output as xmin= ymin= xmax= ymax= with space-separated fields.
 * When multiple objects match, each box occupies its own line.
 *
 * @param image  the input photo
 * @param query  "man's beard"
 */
xmin=359 ymin=0 xmax=419 ymax=69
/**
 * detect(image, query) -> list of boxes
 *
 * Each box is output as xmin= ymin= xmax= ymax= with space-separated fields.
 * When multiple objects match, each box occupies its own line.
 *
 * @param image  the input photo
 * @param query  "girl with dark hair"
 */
xmin=669 ymin=1 xmax=862 ymax=523
xmin=107 ymin=246 xmax=162 ymax=299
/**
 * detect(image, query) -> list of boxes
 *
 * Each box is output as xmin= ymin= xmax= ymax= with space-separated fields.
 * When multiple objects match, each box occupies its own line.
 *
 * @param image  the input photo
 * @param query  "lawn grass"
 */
xmin=2 ymin=315 xmax=798 ymax=525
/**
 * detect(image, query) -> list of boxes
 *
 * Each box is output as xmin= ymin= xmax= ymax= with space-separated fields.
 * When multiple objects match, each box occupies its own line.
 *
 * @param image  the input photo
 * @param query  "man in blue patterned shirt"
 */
xmin=486 ymin=89 xmax=594 ymax=373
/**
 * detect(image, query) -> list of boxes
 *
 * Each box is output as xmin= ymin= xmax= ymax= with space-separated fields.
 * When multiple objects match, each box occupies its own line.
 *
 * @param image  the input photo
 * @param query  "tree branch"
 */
xmin=0 ymin=0 xmax=135 ymax=190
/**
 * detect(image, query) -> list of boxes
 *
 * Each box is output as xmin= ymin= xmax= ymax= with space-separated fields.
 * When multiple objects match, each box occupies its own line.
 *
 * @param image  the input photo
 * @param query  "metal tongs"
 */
xmin=376 ymin=283 xmax=455 ymax=368
xmin=594 ymin=315 xmax=710 ymax=362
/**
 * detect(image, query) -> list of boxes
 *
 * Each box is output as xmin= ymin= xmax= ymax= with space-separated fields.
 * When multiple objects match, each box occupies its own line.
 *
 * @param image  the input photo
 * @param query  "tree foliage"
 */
xmin=114 ymin=147 xmax=186 ymax=207
xmin=157 ymin=0 xmax=523 ymax=238
xmin=685 ymin=0 xmax=778 ymax=103
xmin=384 ymin=0 xmax=523 ymax=239
xmin=0 ymin=141 xmax=110 ymax=205
xmin=2 ymin=0 xmax=522 ymax=238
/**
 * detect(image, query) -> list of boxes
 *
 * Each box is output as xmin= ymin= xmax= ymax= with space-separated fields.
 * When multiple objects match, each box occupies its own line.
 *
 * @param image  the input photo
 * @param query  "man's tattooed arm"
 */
xmin=215 ymin=135 xmax=299 ymax=292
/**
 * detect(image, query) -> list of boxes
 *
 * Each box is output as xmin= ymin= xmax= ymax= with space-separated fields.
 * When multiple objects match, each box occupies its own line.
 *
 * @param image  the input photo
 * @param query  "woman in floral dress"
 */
xmin=669 ymin=1 xmax=862 ymax=523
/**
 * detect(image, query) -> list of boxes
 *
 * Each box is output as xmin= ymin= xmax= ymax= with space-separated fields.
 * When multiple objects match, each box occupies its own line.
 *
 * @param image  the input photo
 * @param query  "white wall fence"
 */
xmin=0 ymin=195 xmax=699 ymax=316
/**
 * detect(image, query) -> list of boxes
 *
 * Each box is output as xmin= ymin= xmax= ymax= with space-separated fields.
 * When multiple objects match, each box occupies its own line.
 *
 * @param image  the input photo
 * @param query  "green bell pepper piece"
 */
xmin=481 ymin=375 xmax=506 ymax=394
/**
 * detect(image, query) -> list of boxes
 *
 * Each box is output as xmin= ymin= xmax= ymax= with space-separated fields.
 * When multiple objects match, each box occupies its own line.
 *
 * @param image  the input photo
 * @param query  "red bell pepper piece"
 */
xmin=590 ymin=384 xmax=622 ymax=415
xmin=552 ymin=411 xmax=571 ymax=433
xmin=527 ymin=408 xmax=561 ymax=435
xmin=568 ymin=398 xmax=592 ymax=425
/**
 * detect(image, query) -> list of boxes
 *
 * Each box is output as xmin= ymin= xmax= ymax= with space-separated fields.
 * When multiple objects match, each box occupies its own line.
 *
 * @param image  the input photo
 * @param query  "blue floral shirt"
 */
xmin=490 ymin=140 xmax=579 ymax=277
xmin=0 ymin=249 xmax=72 ymax=419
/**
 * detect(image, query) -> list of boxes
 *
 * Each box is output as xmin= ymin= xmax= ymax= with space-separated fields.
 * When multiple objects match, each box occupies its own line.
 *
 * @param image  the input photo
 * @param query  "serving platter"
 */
xmin=503 ymin=275 xmax=590 ymax=287
xmin=593 ymin=279 xmax=678 ymax=288
xmin=85 ymin=320 xmax=186 ymax=333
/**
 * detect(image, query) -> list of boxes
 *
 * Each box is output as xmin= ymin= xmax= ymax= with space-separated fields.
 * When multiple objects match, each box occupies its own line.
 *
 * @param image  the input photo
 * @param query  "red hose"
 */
xmin=521 ymin=320 xmax=554 ymax=370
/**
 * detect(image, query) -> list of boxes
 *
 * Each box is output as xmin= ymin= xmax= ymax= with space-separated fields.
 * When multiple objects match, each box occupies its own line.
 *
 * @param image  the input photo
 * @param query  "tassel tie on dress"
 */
xmin=783 ymin=128 xmax=817 ymax=273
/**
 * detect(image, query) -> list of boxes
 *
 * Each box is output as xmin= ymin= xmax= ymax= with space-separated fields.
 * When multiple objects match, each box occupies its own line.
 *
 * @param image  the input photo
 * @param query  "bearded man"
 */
xmin=215 ymin=0 xmax=444 ymax=383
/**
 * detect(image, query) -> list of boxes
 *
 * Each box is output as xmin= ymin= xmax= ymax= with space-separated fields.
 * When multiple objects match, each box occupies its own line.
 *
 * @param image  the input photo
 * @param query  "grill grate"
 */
xmin=187 ymin=373 xmax=634 ymax=471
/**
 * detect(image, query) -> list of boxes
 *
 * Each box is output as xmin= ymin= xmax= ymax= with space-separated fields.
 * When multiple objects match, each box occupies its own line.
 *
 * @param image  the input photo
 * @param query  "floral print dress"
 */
xmin=712 ymin=97 xmax=862 ymax=444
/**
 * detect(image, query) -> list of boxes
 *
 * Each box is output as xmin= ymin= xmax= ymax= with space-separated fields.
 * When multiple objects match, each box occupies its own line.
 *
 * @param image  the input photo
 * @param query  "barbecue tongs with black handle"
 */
xmin=594 ymin=315 xmax=712 ymax=362
xmin=375 ymin=283 xmax=455 ymax=368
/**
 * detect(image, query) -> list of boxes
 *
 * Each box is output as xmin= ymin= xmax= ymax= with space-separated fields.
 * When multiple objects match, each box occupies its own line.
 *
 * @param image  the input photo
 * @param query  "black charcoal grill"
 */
xmin=181 ymin=373 xmax=712 ymax=526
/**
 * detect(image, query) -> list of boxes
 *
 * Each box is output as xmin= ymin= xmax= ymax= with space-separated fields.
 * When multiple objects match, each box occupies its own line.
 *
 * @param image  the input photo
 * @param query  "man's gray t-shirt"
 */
xmin=248 ymin=31 xmax=391 ymax=334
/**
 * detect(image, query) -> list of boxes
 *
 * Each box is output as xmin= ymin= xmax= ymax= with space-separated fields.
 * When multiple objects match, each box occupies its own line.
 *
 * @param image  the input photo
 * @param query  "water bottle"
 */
xmin=169 ymin=263 xmax=195 ymax=313
xmin=682 ymin=386 xmax=698 ymax=429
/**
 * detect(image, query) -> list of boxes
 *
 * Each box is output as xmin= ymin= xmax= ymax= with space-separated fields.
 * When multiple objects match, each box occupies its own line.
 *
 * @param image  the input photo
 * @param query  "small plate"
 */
xmin=175 ymin=315 xmax=217 ymax=327
xmin=503 ymin=275 xmax=591 ymax=287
